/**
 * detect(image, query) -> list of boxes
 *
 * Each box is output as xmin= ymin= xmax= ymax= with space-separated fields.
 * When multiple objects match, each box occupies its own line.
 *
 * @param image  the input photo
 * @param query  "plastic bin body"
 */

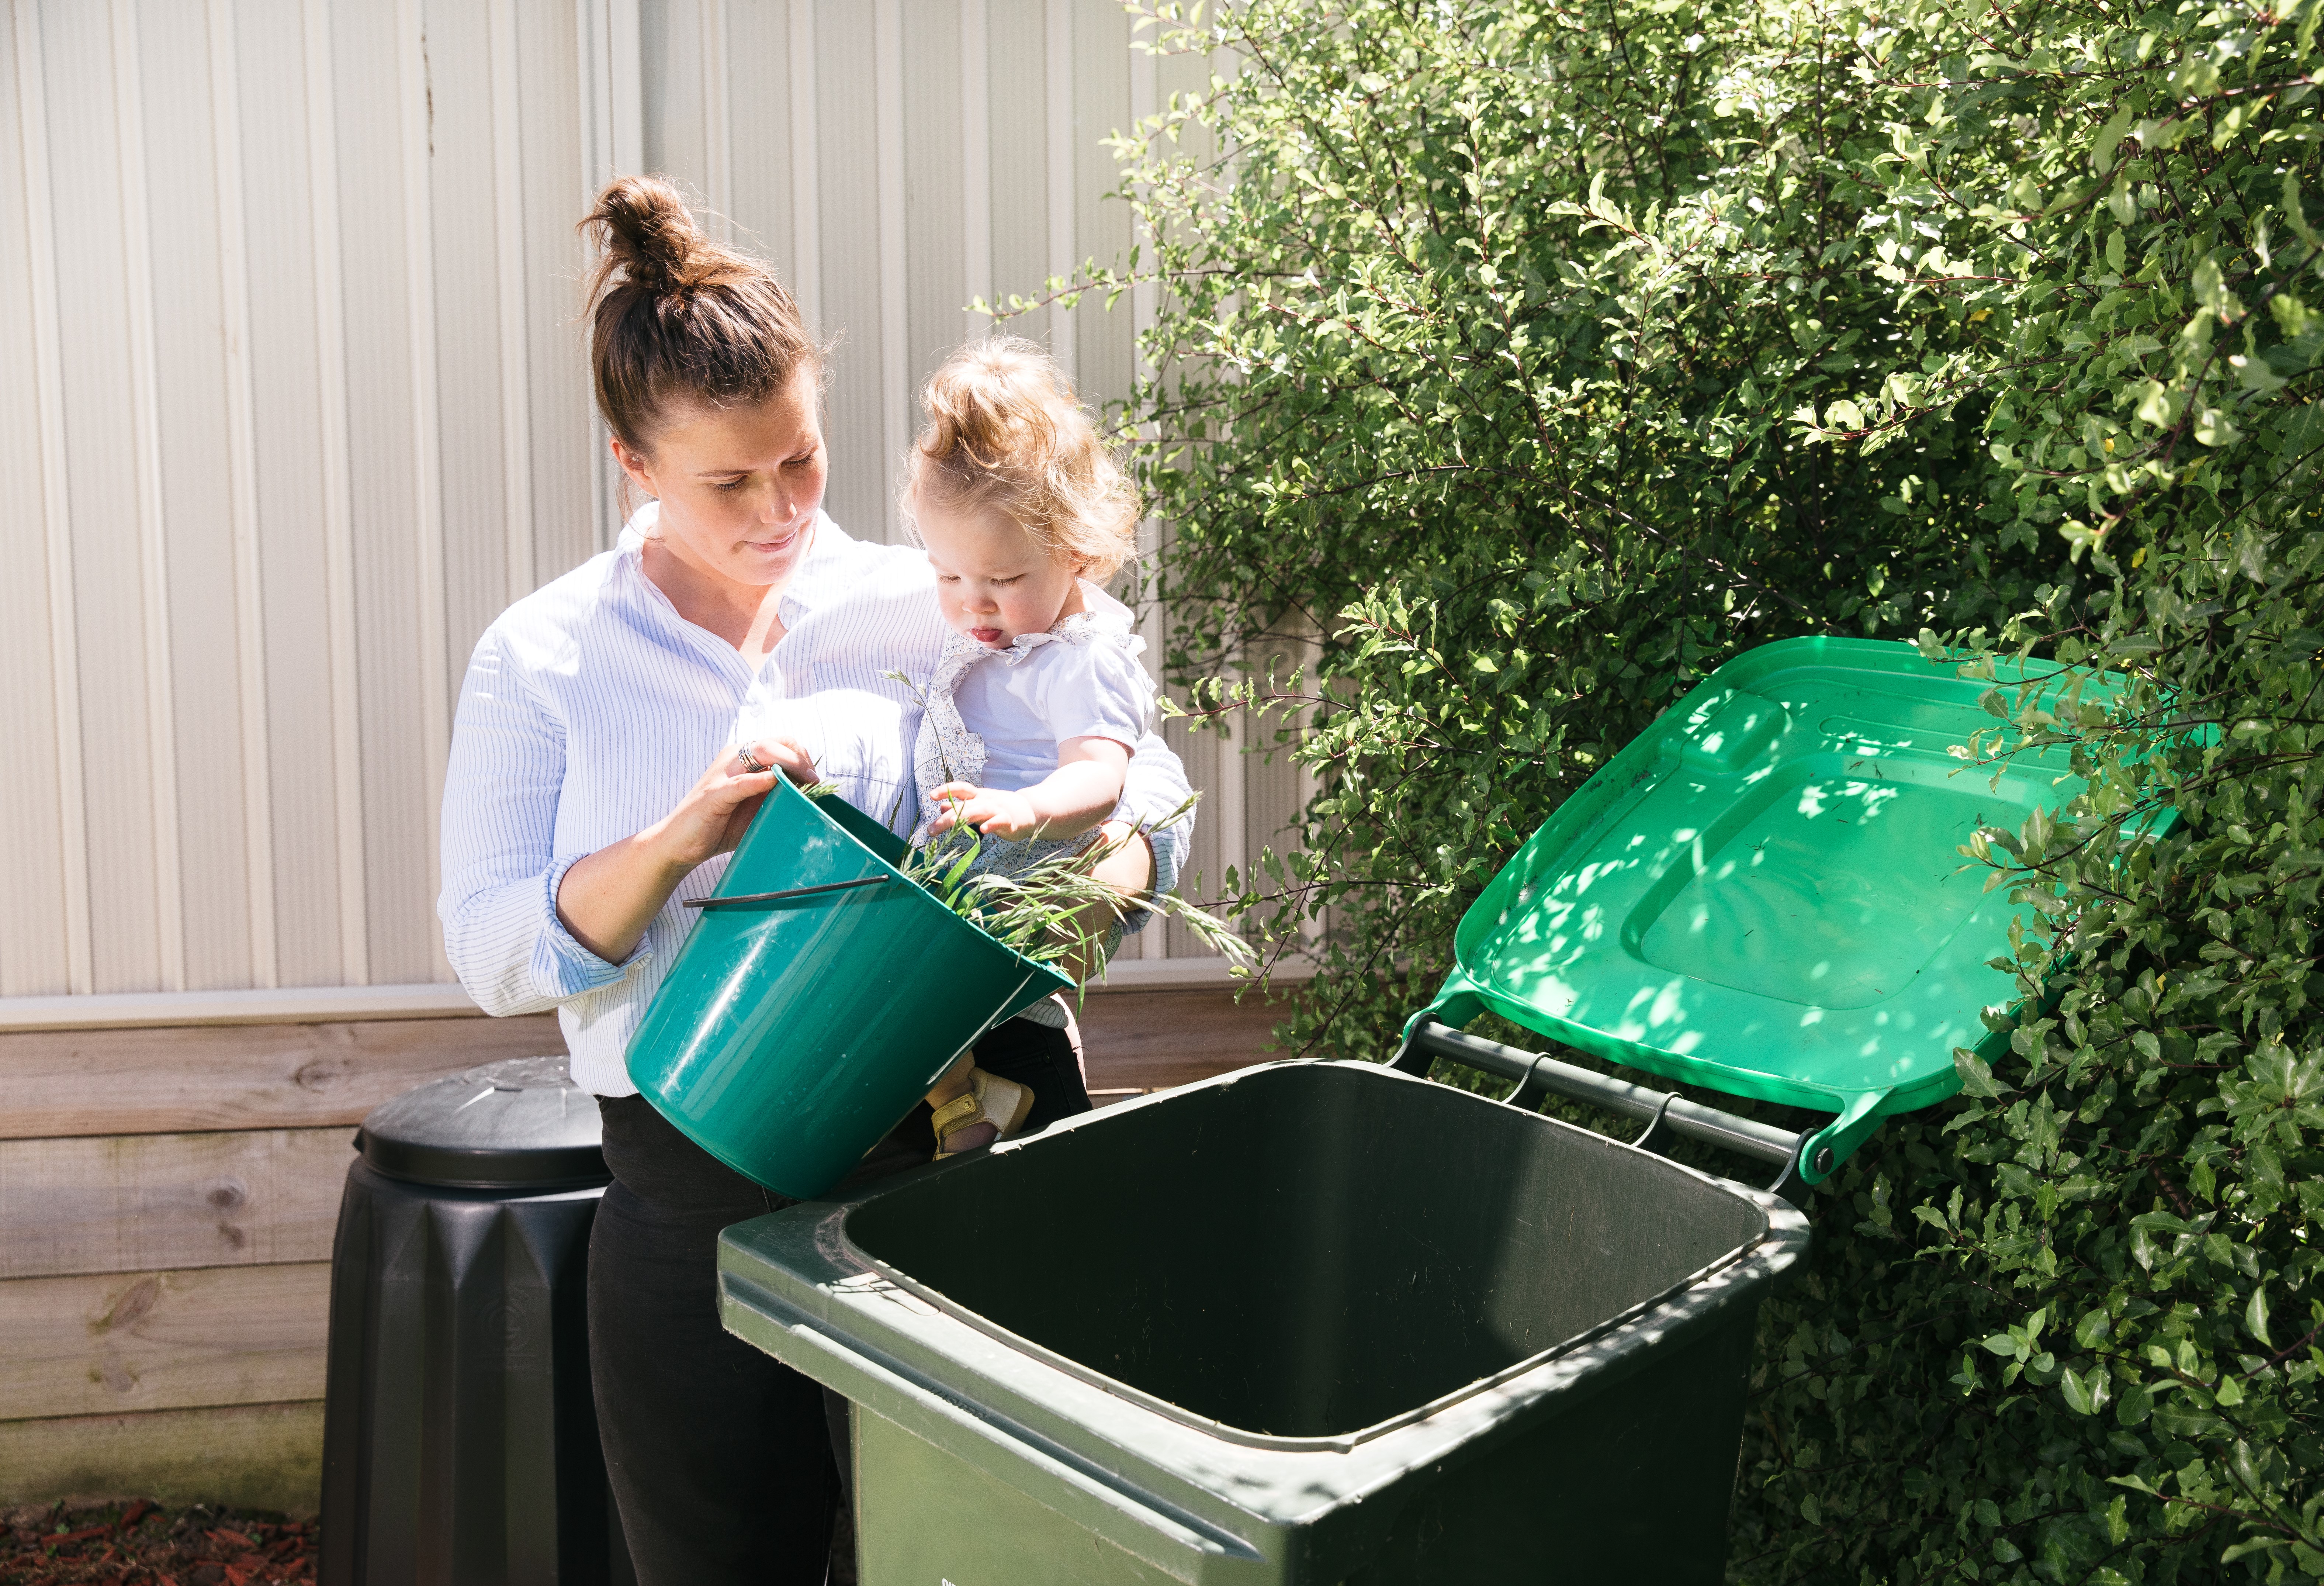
xmin=626 ymin=776 xmax=1070 ymax=1199
xmin=321 ymin=1057 xmax=631 ymax=1586
xmin=719 ymin=1061 xmax=1807 ymax=1583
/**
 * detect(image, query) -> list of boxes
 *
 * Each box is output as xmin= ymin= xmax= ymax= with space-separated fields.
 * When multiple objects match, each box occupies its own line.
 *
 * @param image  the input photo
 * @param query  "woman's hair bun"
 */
xmin=578 ymin=175 xmax=820 ymax=450
xmin=586 ymin=175 xmax=698 ymax=290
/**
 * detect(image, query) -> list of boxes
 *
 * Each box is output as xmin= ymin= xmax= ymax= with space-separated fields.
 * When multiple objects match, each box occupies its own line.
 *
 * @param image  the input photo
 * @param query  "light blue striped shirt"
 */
xmin=438 ymin=507 xmax=1192 ymax=1096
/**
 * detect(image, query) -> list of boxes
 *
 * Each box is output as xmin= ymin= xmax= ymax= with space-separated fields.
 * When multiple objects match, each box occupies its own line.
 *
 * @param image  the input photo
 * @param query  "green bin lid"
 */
xmin=1415 ymin=636 xmax=2166 ymax=1180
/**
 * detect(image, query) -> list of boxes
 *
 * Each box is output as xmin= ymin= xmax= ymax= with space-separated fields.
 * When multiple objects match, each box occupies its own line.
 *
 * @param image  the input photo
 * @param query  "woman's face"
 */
xmin=612 ymin=366 xmax=828 ymax=590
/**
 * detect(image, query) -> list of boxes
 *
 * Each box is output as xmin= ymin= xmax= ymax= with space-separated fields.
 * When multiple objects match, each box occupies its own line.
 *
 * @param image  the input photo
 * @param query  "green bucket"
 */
xmin=625 ymin=775 xmax=1073 ymax=1198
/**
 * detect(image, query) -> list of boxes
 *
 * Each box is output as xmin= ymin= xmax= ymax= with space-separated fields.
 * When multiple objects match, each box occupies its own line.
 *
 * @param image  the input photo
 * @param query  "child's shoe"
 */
xmin=931 ymin=1068 xmax=1035 ymax=1160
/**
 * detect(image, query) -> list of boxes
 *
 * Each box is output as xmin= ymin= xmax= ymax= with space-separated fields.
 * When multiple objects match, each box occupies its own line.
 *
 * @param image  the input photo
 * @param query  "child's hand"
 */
xmin=929 ymin=782 xmax=1043 ymax=840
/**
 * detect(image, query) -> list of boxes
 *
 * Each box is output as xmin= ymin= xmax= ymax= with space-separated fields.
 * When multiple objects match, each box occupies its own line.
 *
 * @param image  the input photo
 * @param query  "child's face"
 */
xmin=914 ymin=495 xmax=1083 ymax=649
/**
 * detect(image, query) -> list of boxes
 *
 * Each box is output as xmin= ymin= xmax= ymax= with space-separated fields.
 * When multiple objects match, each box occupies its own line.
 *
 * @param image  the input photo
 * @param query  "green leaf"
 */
xmin=2192 ymin=257 xmax=2235 ymax=320
xmin=2286 ymin=170 xmax=2322 ymax=249
xmin=1955 ymin=1046 xmax=2010 ymax=1098
xmin=2061 ymin=1365 xmax=2112 ymax=1414
xmin=2222 ymin=1539 xmax=2289 ymax=1565
xmin=2246 ymin=1284 xmax=2271 ymax=1348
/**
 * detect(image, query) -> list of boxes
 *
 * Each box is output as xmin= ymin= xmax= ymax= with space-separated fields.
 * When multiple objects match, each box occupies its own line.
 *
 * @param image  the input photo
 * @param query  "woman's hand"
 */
xmin=554 ymin=738 xmax=815 ymax=964
xmin=928 ymin=782 xmax=1041 ymax=840
xmin=1088 ymin=820 xmax=1154 ymax=901
xmin=1041 ymin=820 xmax=1154 ymax=984
xmin=661 ymin=738 xmax=818 ymax=868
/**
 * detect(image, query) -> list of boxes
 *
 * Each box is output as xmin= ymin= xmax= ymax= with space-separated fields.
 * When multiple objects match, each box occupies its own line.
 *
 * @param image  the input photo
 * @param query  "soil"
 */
xmin=0 ymin=1502 xmax=313 ymax=1586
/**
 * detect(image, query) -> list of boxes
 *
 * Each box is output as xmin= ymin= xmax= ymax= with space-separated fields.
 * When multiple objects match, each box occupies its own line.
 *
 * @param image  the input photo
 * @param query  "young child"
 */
xmin=903 ymin=338 xmax=1156 ymax=1158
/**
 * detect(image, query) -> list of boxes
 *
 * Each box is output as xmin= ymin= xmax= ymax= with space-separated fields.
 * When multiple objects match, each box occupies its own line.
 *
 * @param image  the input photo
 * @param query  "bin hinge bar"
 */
xmin=1397 ymin=1019 xmax=1816 ymax=1187
xmin=1629 ymin=1092 xmax=1678 ymax=1159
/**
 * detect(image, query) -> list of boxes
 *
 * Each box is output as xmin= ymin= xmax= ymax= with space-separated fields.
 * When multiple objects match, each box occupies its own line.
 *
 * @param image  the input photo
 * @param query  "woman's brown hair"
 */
xmin=579 ymin=175 xmax=819 ymax=451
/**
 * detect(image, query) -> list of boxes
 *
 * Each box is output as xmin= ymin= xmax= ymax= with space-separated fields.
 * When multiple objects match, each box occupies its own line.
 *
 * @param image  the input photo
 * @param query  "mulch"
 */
xmin=0 ymin=1502 xmax=313 ymax=1586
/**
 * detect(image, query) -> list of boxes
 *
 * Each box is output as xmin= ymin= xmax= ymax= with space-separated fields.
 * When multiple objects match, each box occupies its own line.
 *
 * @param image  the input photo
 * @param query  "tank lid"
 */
xmin=357 ymin=1055 xmax=610 ymax=1190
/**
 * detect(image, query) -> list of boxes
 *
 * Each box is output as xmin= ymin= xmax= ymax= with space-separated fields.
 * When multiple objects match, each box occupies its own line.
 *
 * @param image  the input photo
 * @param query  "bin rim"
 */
xmin=827 ymin=1058 xmax=1809 ymax=1455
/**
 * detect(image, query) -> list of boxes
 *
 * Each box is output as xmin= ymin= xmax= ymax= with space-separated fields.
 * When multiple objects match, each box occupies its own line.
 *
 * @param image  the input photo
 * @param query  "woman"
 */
xmin=437 ymin=175 xmax=1192 ymax=1585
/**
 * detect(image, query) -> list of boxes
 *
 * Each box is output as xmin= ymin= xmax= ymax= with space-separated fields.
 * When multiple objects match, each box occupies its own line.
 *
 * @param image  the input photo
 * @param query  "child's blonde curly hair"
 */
xmin=904 ymin=338 xmax=1139 ymax=581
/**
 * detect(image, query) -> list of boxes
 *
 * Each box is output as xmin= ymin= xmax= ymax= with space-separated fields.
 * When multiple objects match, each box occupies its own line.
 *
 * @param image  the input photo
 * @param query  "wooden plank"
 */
xmin=0 ymin=994 xmax=1270 ymax=1137
xmin=0 ymin=1399 xmax=323 ymax=1514
xmin=0 ymin=1263 xmax=328 ymax=1422
xmin=1076 ymin=987 xmax=1286 ymax=1095
xmin=0 ymin=1128 xmax=353 ymax=1282
xmin=0 ymin=1012 xmax=567 ymax=1140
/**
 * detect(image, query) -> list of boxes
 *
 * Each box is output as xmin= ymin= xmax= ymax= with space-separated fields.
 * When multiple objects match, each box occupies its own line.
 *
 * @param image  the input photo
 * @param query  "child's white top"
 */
xmin=950 ymin=584 xmax=1155 ymax=790
xmin=920 ymin=585 xmax=1158 ymax=1022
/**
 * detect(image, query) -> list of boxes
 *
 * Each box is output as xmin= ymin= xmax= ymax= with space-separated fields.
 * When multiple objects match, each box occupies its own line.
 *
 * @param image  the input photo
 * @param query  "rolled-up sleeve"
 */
xmin=1119 ymin=729 xmax=1196 ymax=929
xmin=438 ymin=629 xmax=645 ymax=1014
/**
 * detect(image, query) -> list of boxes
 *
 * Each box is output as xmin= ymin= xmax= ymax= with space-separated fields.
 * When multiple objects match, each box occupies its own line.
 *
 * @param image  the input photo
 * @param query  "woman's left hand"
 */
xmin=1088 ymin=820 xmax=1154 ymax=902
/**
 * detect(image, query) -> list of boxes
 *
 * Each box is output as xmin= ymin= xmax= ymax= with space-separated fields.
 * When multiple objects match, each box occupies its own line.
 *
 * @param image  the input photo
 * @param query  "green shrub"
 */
xmin=1097 ymin=0 xmax=2324 ymax=1577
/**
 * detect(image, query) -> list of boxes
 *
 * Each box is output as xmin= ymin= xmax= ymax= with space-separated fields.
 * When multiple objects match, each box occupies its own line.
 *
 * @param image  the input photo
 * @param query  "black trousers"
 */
xmin=588 ymin=1020 xmax=1092 ymax=1586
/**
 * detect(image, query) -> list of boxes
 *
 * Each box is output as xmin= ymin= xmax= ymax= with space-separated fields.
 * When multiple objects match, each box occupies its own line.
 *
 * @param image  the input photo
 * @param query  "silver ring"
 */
xmin=735 ymin=744 xmax=768 ymax=775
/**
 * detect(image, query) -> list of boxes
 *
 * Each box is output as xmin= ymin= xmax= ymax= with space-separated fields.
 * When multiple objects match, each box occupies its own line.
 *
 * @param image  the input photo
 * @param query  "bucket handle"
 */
xmin=1391 ymin=1016 xmax=1819 ymax=1206
xmin=685 ymin=875 xmax=896 ymax=911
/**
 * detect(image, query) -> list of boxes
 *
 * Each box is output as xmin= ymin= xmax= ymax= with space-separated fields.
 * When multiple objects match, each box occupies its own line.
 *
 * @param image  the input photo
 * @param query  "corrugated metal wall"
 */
xmin=1 ymin=0 xmax=1301 ymax=1006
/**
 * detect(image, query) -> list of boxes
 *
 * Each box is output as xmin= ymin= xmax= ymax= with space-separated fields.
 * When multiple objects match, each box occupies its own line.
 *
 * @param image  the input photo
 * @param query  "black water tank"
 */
xmin=320 ymin=1054 xmax=632 ymax=1586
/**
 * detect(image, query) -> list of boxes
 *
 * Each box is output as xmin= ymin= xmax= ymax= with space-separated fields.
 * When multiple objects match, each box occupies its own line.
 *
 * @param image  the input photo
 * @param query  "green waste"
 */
xmin=1414 ymin=635 xmax=2173 ymax=1182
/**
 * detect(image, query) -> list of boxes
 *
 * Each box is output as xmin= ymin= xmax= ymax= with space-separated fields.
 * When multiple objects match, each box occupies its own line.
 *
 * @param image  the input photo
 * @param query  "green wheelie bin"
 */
xmin=711 ymin=636 xmax=2165 ymax=1582
xmin=721 ymin=1058 xmax=1809 ymax=1583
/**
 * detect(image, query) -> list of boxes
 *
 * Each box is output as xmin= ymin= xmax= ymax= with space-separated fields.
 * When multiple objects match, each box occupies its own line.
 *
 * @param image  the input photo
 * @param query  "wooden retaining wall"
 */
xmin=0 ymin=989 xmax=1286 ymax=1514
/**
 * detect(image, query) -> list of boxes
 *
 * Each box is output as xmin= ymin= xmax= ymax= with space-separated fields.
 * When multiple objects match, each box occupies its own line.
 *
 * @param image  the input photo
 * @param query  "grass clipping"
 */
xmin=867 ymin=669 xmax=1250 ymax=981
xmin=903 ymin=792 xmax=1251 ymax=980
